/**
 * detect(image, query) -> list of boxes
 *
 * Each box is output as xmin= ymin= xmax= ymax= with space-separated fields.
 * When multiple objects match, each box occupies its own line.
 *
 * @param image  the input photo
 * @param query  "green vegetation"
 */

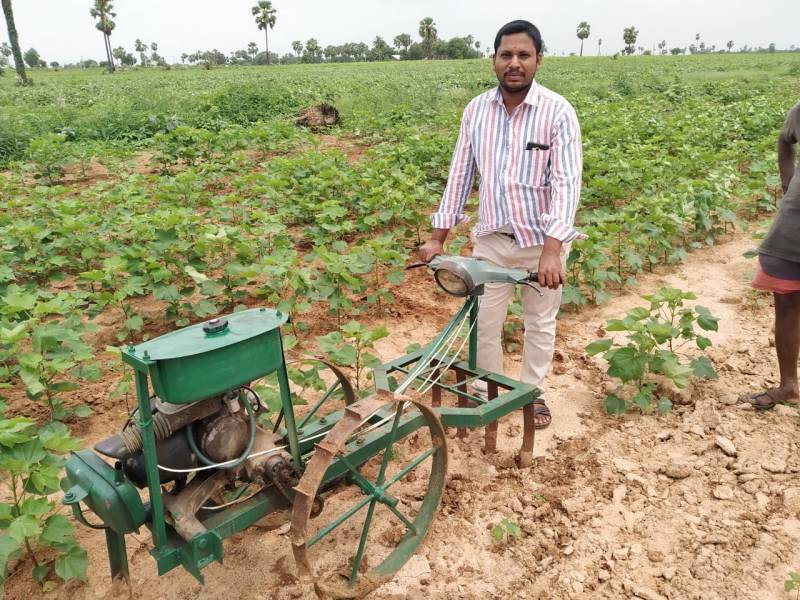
xmin=0 ymin=52 xmax=797 ymax=590
xmin=586 ymin=287 xmax=720 ymax=414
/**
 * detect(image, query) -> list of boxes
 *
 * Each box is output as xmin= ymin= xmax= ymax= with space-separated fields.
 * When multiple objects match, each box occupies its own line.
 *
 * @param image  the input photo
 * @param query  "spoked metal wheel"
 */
xmin=253 ymin=358 xmax=356 ymax=431
xmin=290 ymin=390 xmax=447 ymax=598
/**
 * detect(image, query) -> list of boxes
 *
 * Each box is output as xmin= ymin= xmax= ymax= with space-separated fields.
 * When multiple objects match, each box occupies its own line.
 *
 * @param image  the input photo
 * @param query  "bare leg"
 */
xmin=750 ymin=291 xmax=800 ymax=408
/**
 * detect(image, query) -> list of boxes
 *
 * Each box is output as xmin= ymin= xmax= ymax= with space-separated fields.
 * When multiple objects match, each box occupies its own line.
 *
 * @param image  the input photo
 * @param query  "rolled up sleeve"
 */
xmin=543 ymin=107 xmax=586 ymax=243
xmin=431 ymin=105 xmax=477 ymax=229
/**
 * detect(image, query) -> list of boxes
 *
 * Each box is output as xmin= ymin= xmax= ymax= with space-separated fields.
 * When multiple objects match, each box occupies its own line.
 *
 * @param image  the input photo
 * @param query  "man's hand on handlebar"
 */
xmin=418 ymin=239 xmax=444 ymax=263
xmin=537 ymin=248 xmax=566 ymax=290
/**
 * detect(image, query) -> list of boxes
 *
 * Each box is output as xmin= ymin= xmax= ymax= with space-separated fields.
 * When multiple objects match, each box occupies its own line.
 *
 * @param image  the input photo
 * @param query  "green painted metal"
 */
xmin=297 ymin=380 xmax=341 ymax=429
xmin=121 ymin=307 xmax=288 ymax=404
xmin=105 ymin=529 xmax=129 ymax=581
xmin=135 ymin=370 xmax=168 ymax=548
xmin=468 ymin=297 xmax=478 ymax=370
xmin=62 ymin=450 xmax=146 ymax=535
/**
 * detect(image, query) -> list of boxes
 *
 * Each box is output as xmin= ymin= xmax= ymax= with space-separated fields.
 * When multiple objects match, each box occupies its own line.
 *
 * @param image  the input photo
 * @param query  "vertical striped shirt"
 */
xmin=432 ymin=81 xmax=585 ymax=247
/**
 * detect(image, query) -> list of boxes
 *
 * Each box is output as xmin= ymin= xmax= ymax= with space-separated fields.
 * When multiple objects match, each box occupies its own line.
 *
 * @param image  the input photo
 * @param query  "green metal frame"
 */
xmin=67 ymin=296 xmax=540 ymax=585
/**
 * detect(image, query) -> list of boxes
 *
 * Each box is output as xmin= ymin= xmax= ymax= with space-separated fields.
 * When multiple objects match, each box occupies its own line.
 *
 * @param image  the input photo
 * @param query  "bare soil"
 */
xmin=5 ymin=228 xmax=800 ymax=600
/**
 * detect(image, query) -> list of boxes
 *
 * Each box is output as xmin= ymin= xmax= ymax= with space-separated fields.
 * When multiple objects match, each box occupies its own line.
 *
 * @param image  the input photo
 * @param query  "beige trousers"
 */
xmin=471 ymin=232 xmax=567 ymax=390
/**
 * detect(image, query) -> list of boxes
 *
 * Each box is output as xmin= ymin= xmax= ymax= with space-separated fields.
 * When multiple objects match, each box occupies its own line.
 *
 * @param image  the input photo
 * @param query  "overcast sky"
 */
xmin=4 ymin=0 xmax=798 ymax=64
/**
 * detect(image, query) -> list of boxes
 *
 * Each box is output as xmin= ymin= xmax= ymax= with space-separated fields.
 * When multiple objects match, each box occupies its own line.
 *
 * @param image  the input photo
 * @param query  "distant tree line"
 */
xmin=1 ymin=0 xmax=798 ymax=84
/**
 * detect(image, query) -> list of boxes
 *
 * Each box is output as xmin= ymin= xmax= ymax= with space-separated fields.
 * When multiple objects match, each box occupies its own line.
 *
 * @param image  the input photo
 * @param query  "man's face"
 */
xmin=493 ymin=32 xmax=541 ymax=93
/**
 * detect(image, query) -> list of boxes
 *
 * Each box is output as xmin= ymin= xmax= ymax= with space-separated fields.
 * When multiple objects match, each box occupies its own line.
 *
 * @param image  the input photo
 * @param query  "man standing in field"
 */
xmin=747 ymin=101 xmax=800 ymax=409
xmin=418 ymin=20 xmax=584 ymax=429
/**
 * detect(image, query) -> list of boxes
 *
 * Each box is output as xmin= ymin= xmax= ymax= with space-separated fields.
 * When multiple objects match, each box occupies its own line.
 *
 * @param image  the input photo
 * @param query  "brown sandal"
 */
xmin=533 ymin=401 xmax=552 ymax=429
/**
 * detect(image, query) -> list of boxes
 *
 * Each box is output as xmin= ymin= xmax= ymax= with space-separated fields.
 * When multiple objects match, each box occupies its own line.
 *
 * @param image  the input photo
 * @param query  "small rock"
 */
xmin=756 ymin=492 xmax=770 ymax=510
xmin=572 ymin=582 xmax=584 ymax=594
xmin=701 ymin=534 xmax=728 ymax=545
xmin=612 ymin=546 xmax=630 ymax=560
xmin=630 ymin=543 xmax=643 ymax=556
xmin=631 ymin=585 xmax=667 ymax=600
xmin=648 ymin=550 xmax=665 ymax=563
xmin=563 ymin=545 xmax=574 ymax=556
xmin=656 ymin=430 xmax=672 ymax=441
xmin=775 ymin=404 xmax=798 ymax=417
xmin=598 ymin=569 xmax=611 ymax=582
xmin=613 ymin=484 xmax=628 ymax=504
xmin=715 ymin=436 xmax=737 ymax=457
xmin=663 ymin=463 xmax=693 ymax=480
xmin=613 ymin=457 xmax=639 ymax=474
xmin=738 ymin=473 xmax=758 ymax=483
xmin=762 ymin=458 xmax=787 ymax=474
xmin=783 ymin=488 xmax=800 ymax=514
xmin=662 ymin=566 xmax=676 ymax=581
xmin=737 ymin=402 xmax=755 ymax=411
xmin=713 ymin=485 xmax=734 ymax=500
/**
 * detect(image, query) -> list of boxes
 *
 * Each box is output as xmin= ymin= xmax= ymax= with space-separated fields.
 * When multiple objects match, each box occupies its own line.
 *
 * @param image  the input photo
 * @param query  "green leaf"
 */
xmin=20 ymin=496 xmax=52 ymax=518
xmin=606 ymin=346 xmax=646 ymax=382
xmin=632 ymin=387 xmax=653 ymax=411
xmin=603 ymin=393 xmax=628 ymax=415
xmin=0 ymin=534 xmax=22 ymax=583
xmin=504 ymin=520 xmax=522 ymax=538
xmin=32 ymin=563 xmax=52 ymax=583
xmin=696 ymin=336 xmax=712 ymax=350
xmin=19 ymin=368 xmax=45 ymax=397
xmin=40 ymin=422 xmax=82 ymax=452
xmin=40 ymin=515 xmax=74 ymax=546
xmin=605 ymin=319 xmax=628 ymax=332
xmin=627 ymin=307 xmax=650 ymax=320
xmin=490 ymin=524 xmax=504 ymax=541
xmin=73 ymin=405 xmax=93 ymax=418
xmin=8 ymin=514 xmax=41 ymax=543
xmin=192 ymin=299 xmax=218 ymax=317
xmin=0 ymin=417 xmax=36 ymax=447
xmin=54 ymin=543 xmax=88 ymax=582
xmin=690 ymin=356 xmax=718 ymax=380
xmin=694 ymin=306 xmax=719 ymax=331
xmin=585 ymin=338 xmax=613 ymax=356
xmin=657 ymin=396 xmax=673 ymax=413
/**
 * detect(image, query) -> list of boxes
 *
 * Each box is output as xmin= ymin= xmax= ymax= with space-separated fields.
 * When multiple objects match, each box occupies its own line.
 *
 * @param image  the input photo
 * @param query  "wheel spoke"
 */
xmin=375 ymin=402 xmax=405 ymax=486
xmin=350 ymin=499 xmax=378 ymax=584
xmin=306 ymin=495 xmax=372 ymax=549
xmin=298 ymin=380 xmax=342 ymax=429
xmin=386 ymin=503 xmax=418 ymax=536
xmin=338 ymin=454 xmax=376 ymax=496
xmin=384 ymin=447 xmax=437 ymax=489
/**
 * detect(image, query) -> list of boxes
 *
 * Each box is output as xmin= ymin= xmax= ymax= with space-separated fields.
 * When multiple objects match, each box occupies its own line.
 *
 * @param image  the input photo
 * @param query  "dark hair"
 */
xmin=494 ymin=20 xmax=543 ymax=54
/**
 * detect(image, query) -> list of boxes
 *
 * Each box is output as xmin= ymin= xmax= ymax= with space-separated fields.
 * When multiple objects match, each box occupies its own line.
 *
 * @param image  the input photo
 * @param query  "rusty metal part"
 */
xmin=163 ymin=470 xmax=232 ymax=540
xmin=290 ymin=389 xmax=448 ymax=598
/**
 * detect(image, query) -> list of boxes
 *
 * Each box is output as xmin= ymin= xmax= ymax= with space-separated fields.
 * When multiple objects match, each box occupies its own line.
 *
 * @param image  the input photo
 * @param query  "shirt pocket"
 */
xmin=517 ymin=144 xmax=551 ymax=187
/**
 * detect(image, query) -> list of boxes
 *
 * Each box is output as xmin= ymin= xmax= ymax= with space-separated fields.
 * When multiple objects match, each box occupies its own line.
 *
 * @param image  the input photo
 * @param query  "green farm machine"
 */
xmin=62 ymin=256 xmax=544 ymax=597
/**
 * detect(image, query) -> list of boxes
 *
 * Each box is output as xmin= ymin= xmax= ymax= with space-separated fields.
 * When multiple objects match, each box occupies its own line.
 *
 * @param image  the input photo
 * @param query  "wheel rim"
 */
xmin=290 ymin=390 xmax=447 ymax=598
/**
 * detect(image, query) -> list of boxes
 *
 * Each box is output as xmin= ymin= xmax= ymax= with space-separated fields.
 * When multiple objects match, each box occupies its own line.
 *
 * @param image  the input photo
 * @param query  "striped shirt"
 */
xmin=432 ymin=81 xmax=585 ymax=247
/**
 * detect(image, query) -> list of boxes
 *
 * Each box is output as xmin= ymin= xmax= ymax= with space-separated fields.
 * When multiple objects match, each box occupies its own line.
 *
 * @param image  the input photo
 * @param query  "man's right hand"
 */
xmin=418 ymin=240 xmax=444 ymax=263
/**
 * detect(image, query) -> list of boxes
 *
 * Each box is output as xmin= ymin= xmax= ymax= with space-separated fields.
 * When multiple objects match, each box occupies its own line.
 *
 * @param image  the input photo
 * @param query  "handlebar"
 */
xmin=407 ymin=255 xmax=542 ymax=297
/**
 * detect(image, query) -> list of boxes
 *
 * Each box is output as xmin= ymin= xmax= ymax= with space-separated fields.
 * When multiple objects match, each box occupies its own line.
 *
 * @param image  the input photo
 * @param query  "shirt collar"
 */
xmin=492 ymin=80 xmax=540 ymax=107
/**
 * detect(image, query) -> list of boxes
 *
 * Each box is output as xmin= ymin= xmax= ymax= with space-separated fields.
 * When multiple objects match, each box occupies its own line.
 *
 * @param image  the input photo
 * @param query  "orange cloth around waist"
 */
xmin=751 ymin=265 xmax=800 ymax=294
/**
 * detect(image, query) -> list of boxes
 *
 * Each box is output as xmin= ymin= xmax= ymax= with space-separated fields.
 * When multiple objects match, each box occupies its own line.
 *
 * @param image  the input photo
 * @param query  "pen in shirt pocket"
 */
xmin=526 ymin=141 xmax=550 ymax=151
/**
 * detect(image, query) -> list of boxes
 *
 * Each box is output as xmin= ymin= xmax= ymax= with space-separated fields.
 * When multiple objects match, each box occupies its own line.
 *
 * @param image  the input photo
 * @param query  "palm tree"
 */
xmin=90 ymin=0 xmax=116 ymax=73
xmin=291 ymin=40 xmax=303 ymax=56
xmin=597 ymin=37 xmax=602 ymax=56
xmin=726 ymin=40 xmax=734 ymax=52
xmin=623 ymin=26 xmax=639 ymax=55
xmin=247 ymin=41 xmax=258 ymax=59
xmin=418 ymin=17 xmax=437 ymax=59
xmin=251 ymin=1 xmax=277 ymax=65
xmin=1 ymin=0 xmax=29 ymax=84
xmin=393 ymin=33 xmax=412 ymax=55
xmin=576 ymin=21 xmax=590 ymax=56
xmin=134 ymin=38 xmax=148 ymax=66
